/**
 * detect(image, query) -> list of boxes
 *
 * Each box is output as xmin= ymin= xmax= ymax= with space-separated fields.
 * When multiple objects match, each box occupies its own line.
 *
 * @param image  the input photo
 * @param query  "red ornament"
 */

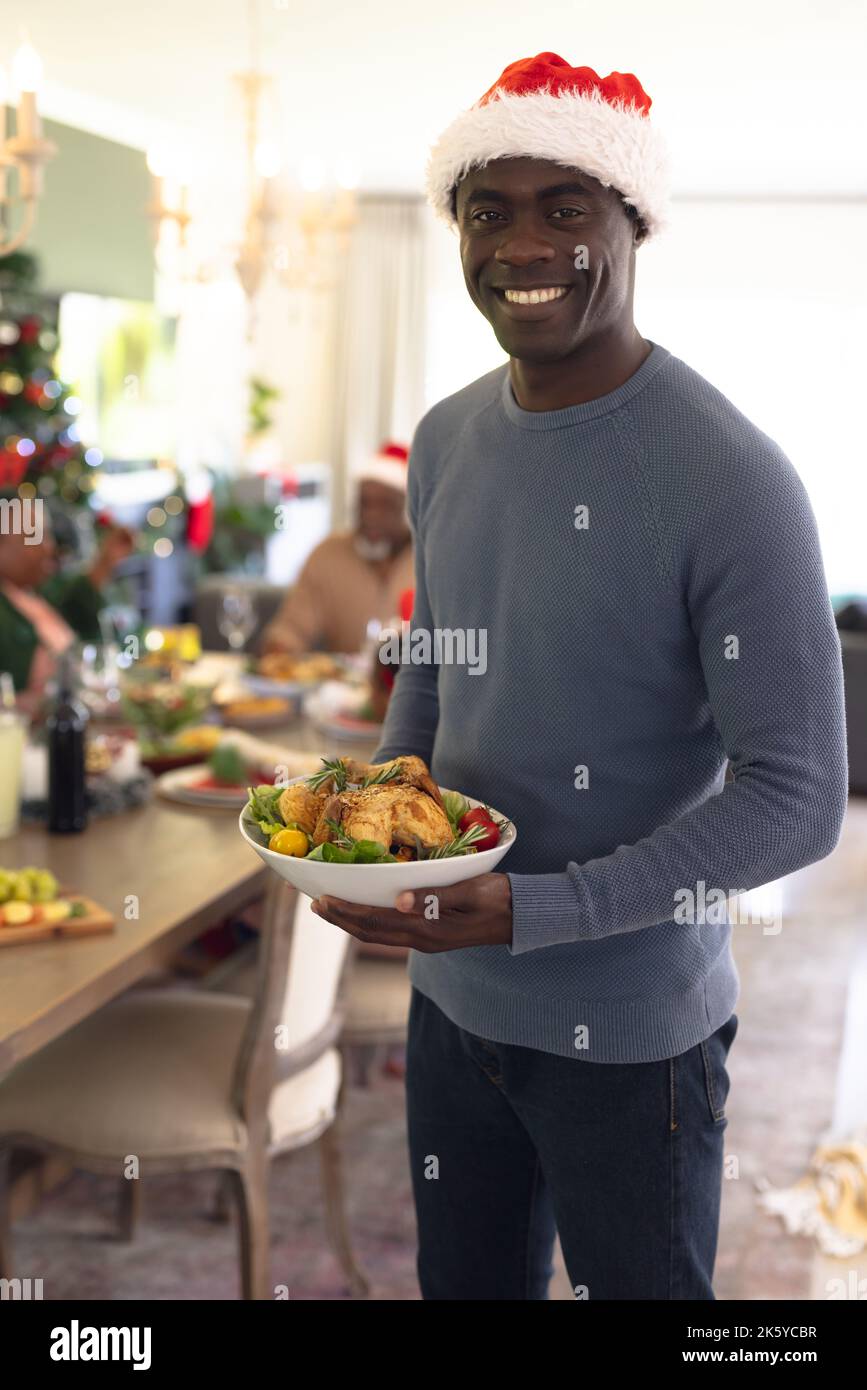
xmin=18 ymin=316 xmax=42 ymax=345
xmin=23 ymin=381 xmax=45 ymax=405
xmin=0 ymin=454 xmax=28 ymax=487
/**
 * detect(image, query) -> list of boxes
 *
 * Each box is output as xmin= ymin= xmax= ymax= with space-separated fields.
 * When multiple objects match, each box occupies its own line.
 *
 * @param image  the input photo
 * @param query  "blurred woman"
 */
xmin=0 ymin=517 xmax=133 ymax=702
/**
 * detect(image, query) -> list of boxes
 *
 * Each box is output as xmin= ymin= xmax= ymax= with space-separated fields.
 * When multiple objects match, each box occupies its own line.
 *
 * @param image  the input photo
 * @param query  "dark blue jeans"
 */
xmin=405 ymin=986 xmax=737 ymax=1300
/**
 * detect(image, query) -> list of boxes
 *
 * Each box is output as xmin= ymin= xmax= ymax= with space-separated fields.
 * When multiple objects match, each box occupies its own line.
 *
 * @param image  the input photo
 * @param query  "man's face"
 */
xmin=456 ymin=157 xmax=646 ymax=364
xmin=357 ymin=480 xmax=408 ymax=549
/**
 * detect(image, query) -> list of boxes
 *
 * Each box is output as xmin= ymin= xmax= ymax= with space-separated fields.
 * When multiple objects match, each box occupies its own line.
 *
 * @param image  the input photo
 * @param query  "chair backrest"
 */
xmin=231 ymin=878 xmax=355 ymax=1135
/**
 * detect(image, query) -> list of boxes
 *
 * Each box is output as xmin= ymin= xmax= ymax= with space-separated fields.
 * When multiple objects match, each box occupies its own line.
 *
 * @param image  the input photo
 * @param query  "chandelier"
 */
xmin=0 ymin=41 xmax=56 ymax=258
xmin=146 ymin=3 xmax=358 ymax=307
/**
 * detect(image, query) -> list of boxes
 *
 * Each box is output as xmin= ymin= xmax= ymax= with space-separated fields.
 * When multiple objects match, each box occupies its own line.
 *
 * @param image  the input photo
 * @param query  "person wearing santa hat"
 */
xmin=311 ymin=55 xmax=846 ymax=1300
xmin=260 ymin=442 xmax=414 ymax=656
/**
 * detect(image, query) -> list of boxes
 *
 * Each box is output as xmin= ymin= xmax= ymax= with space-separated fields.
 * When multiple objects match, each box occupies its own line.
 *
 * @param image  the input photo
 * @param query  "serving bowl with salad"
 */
xmin=239 ymin=755 xmax=516 ymax=907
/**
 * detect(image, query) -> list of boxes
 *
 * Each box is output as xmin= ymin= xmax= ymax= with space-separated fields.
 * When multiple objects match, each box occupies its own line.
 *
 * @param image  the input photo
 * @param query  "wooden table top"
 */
xmin=0 ymin=715 xmax=380 ymax=1077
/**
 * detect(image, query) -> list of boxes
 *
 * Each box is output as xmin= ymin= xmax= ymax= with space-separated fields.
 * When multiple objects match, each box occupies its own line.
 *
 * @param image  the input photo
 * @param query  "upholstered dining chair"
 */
xmin=339 ymin=953 xmax=412 ymax=1085
xmin=205 ymin=940 xmax=412 ymax=1087
xmin=0 ymin=880 xmax=369 ymax=1300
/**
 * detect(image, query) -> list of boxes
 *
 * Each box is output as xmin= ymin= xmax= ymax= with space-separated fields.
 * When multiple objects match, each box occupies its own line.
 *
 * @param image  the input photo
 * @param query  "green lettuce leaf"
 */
xmin=442 ymin=790 xmax=471 ymax=834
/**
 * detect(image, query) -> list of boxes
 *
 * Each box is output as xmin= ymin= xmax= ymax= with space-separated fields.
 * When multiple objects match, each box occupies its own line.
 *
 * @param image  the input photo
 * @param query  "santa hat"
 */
xmin=426 ymin=52 xmax=670 ymax=238
xmin=352 ymin=441 xmax=409 ymax=493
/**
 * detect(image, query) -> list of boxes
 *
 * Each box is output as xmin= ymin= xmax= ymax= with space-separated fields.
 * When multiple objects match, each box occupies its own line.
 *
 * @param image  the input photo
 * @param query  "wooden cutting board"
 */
xmin=0 ymin=895 xmax=115 ymax=947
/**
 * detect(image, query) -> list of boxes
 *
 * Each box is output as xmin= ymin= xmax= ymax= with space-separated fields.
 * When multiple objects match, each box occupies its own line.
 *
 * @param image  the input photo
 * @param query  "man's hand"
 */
xmin=310 ymin=872 xmax=513 ymax=952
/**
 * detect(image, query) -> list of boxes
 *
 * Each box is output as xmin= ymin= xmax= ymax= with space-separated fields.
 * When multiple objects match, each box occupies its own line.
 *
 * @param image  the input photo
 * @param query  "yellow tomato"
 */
xmin=269 ymin=828 xmax=309 ymax=858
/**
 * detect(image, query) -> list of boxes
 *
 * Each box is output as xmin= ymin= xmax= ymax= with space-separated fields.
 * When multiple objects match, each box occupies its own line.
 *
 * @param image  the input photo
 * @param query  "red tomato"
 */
xmin=458 ymin=806 xmax=500 ymax=852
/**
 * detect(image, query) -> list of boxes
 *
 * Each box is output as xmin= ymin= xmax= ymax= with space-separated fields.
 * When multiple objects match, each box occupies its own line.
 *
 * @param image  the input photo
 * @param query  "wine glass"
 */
xmin=218 ymin=587 xmax=257 ymax=651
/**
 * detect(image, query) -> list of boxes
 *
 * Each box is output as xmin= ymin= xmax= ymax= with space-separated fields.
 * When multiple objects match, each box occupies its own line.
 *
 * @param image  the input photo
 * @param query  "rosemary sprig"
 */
xmin=324 ymin=816 xmax=354 ymax=847
xmin=306 ymin=758 xmax=348 ymax=793
xmin=414 ymin=821 xmax=489 ymax=860
xmin=360 ymin=763 xmax=402 ymax=788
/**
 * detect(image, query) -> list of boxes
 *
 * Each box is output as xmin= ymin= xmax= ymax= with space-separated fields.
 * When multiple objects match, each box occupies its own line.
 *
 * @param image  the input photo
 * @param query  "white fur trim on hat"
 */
xmin=426 ymin=84 xmax=671 ymax=238
xmin=352 ymin=455 xmax=408 ymax=493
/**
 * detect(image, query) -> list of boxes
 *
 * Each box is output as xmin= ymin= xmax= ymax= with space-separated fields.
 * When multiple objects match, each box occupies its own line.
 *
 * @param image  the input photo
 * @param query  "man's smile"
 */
xmin=490 ymin=283 xmax=575 ymax=319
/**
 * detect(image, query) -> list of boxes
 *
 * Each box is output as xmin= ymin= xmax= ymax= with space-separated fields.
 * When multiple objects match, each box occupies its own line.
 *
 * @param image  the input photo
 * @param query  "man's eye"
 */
xmin=550 ymin=207 xmax=584 ymax=219
xmin=470 ymin=209 xmax=505 ymax=224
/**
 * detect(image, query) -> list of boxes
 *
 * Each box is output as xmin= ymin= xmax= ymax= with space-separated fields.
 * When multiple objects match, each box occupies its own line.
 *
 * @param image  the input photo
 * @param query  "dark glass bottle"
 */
xmin=47 ymin=650 xmax=89 ymax=834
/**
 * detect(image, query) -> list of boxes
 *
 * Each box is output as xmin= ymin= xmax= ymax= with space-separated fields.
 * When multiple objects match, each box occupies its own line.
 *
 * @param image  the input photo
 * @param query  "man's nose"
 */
xmin=494 ymin=235 xmax=557 ymax=267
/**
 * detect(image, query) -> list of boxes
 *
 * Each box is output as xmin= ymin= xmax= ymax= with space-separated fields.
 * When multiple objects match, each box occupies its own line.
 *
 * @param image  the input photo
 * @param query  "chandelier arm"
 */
xmin=0 ymin=198 xmax=38 ymax=258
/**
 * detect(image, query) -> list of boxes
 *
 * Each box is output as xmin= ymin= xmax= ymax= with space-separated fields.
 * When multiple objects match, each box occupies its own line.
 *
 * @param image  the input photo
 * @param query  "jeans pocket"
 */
xmin=699 ymin=1013 xmax=738 ymax=1124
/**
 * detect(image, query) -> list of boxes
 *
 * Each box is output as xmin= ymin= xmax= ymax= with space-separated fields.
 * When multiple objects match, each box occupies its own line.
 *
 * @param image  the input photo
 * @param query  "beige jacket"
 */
xmin=261 ymin=530 xmax=415 ymax=656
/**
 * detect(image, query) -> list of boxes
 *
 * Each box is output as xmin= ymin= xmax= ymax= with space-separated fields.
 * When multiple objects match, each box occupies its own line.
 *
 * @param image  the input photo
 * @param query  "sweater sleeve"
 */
xmin=372 ymin=431 xmax=440 ymax=765
xmin=507 ymin=447 xmax=848 ymax=954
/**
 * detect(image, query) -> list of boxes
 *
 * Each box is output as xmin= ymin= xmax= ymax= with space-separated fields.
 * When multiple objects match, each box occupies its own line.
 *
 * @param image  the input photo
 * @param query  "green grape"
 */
xmin=33 ymin=870 xmax=58 ymax=902
xmin=0 ymin=871 xmax=13 ymax=904
xmin=12 ymin=872 xmax=33 ymax=903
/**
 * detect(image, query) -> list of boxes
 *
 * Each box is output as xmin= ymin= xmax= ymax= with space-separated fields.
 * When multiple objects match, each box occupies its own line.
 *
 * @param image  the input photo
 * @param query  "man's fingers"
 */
xmin=393 ymin=883 xmax=476 ymax=915
xmin=313 ymin=895 xmax=412 ymax=941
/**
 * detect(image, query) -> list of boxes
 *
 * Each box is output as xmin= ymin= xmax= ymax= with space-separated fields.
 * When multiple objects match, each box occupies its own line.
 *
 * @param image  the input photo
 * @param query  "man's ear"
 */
xmin=633 ymin=218 xmax=649 ymax=248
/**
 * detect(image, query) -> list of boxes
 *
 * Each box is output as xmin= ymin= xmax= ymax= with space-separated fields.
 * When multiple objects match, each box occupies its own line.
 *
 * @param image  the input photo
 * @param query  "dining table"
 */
xmin=0 ymin=696 xmax=380 ymax=1082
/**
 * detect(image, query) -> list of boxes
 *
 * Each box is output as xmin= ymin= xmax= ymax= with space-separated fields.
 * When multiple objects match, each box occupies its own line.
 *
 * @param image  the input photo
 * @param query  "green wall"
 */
xmin=5 ymin=110 xmax=154 ymax=302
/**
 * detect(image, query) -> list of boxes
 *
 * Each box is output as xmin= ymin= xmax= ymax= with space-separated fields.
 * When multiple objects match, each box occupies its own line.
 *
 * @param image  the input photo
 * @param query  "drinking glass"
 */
xmin=0 ymin=686 xmax=25 ymax=838
xmin=217 ymin=587 xmax=257 ymax=651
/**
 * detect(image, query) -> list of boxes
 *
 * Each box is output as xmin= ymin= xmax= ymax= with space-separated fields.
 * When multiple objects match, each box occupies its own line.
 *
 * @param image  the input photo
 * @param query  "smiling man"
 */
xmin=311 ymin=54 xmax=848 ymax=1299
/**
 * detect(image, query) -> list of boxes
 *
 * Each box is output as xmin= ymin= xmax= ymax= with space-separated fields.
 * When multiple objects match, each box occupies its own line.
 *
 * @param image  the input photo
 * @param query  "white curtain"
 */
xmin=327 ymin=195 xmax=427 ymax=529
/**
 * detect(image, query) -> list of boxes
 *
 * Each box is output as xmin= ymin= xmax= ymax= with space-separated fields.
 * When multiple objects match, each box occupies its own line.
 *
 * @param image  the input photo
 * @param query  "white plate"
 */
xmin=242 ymin=674 xmax=309 ymax=700
xmin=239 ymin=780 xmax=516 ymax=907
xmin=156 ymin=764 xmax=250 ymax=808
xmin=303 ymin=683 xmax=382 ymax=742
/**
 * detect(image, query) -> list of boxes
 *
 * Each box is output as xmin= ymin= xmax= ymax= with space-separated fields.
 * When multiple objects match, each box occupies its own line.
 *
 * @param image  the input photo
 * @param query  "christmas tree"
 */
xmin=0 ymin=250 xmax=101 ymax=505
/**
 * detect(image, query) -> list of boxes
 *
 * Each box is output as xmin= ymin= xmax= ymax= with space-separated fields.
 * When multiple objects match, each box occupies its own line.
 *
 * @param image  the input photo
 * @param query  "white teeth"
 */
xmin=503 ymin=286 xmax=568 ymax=305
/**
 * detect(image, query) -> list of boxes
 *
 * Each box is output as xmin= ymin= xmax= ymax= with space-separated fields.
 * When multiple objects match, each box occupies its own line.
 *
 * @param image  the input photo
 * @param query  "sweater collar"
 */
xmin=500 ymin=340 xmax=671 ymax=430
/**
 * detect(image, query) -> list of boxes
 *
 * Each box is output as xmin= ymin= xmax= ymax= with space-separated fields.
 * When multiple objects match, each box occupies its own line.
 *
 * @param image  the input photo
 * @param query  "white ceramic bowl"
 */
xmin=239 ymin=778 xmax=517 ymax=907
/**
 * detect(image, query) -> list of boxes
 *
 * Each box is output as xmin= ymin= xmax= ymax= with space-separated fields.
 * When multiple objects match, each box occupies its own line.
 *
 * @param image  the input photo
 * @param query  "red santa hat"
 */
xmin=426 ymin=52 xmax=670 ymax=238
xmin=352 ymin=441 xmax=409 ymax=493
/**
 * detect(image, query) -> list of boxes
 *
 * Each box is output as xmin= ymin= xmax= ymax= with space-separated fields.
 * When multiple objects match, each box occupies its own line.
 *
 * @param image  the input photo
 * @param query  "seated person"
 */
xmin=0 ymin=513 xmax=133 ymax=703
xmin=261 ymin=442 xmax=414 ymax=656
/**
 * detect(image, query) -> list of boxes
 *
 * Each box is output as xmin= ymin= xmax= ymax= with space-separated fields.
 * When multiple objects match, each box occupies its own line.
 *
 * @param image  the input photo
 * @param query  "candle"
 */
xmin=16 ymin=89 xmax=39 ymax=143
xmin=12 ymin=42 xmax=43 ymax=142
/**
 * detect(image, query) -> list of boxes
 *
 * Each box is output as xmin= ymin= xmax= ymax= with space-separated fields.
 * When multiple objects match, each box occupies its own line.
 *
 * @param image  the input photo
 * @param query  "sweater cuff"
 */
xmin=506 ymin=870 xmax=585 ymax=955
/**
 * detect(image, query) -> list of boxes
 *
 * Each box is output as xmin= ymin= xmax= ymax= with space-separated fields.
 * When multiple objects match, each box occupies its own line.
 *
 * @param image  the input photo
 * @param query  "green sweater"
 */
xmin=0 ymin=572 xmax=104 ymax=691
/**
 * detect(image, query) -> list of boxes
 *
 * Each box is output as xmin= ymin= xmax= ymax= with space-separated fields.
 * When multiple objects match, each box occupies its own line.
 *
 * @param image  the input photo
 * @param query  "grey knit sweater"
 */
xmin=373 ymin=342 xmax=848 ymax=1063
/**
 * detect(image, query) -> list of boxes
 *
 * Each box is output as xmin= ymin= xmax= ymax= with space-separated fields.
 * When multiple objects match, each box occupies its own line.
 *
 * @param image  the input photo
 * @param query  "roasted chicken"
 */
xmin=278 ymin=754 xmax=452 ymax=854
xmin=277 ymin=781 xmax=327 ymax=837
xmin=313 ymin=783 xmax=452 ymax=851
xmin=341 ymin=756 xmax=447 ymax=812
